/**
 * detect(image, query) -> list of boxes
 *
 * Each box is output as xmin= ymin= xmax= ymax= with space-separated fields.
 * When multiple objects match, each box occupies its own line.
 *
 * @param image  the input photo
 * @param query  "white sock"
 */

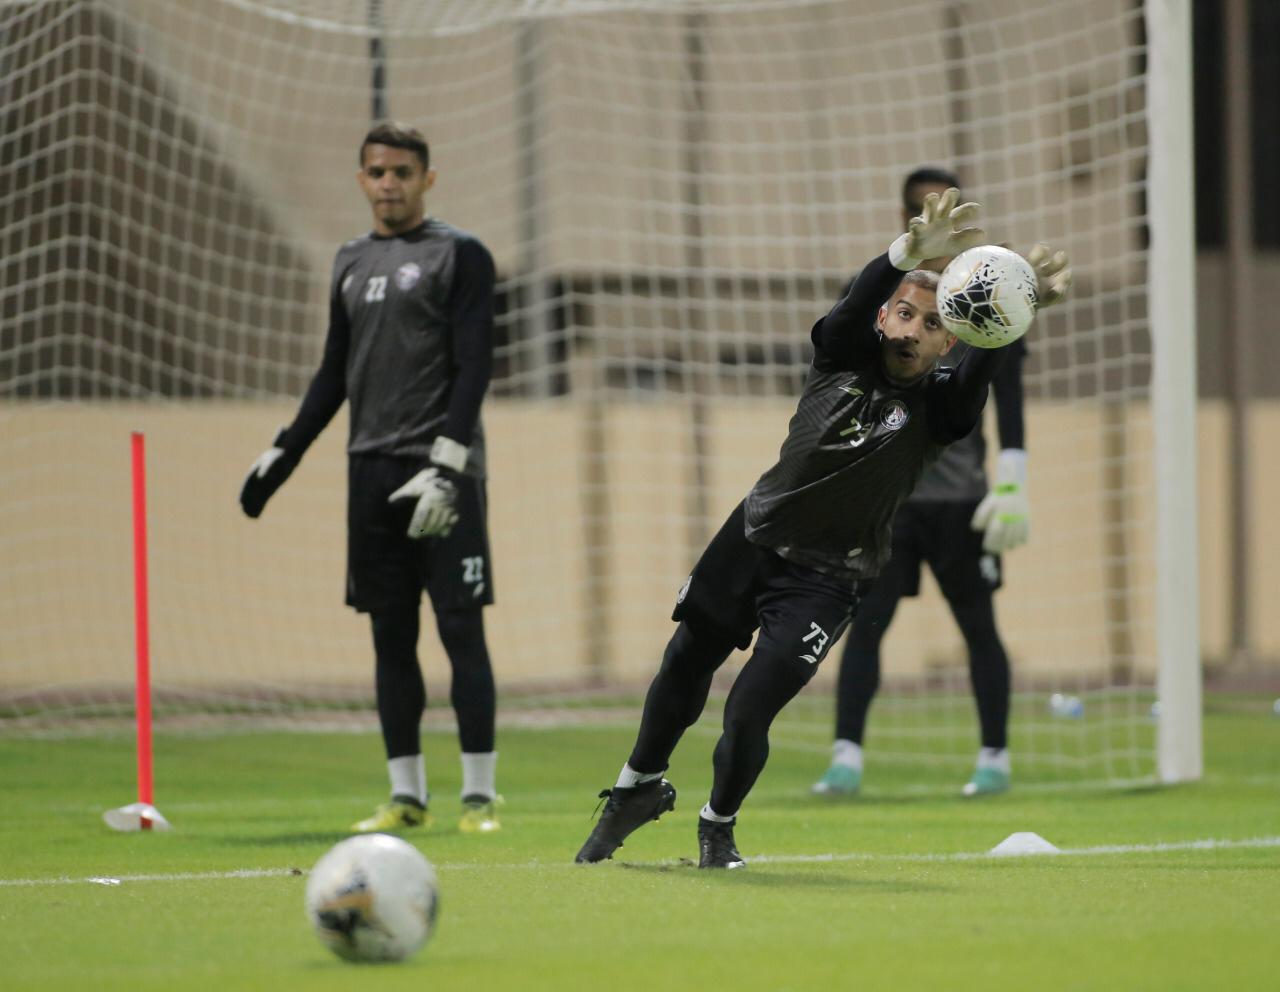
xmin=460 ymin=751 xmax=497 ymax=800
xmin=700 ymin=803 xmax=736 ymax=823
xmin=614 ymin=763 xmax=664 ymax=789
xmin=977 ymin=747 xmax=1010 ymax=774
xmin=388 ymin=754 xmax=427 ymax=806
xmin=832 ymin=739 xmax=863 ymax=771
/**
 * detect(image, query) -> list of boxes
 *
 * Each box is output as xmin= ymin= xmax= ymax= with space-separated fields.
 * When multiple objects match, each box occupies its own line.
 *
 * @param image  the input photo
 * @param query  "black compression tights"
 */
xmin=435 ymin=607 xmax=496 ymax=754
xmin=708 ymin=648 xmax=812 ymax=816
xmin=628 ymin=622 xmax=737 ymax=774
xmin=370 ymin=606 xmax=496 ymax=759
xmin=627 ymin=621 xmax=812 ymax=817
xmin=836 ymin=589 xmax=1010 ymax=750
xmin=371 ymin=607 xmax=425 ymax=759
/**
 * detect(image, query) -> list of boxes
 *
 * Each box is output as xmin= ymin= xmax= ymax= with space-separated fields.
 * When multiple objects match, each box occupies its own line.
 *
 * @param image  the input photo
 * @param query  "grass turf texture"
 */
xmin=1 ymin=696 xmax=1277 ymax=991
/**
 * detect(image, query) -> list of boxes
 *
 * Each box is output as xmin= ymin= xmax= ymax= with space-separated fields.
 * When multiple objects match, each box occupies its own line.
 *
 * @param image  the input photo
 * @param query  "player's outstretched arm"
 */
xmin=934 ymin=242 xmax=1070 ymax=445
xmin=816 ymin=192 xmax=987 ymax=369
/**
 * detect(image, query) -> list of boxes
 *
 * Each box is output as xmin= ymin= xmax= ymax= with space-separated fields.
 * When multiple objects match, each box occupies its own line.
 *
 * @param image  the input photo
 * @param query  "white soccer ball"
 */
xmin=936 ymin=244 xmax=1039 ymax=349
xmin=305 ymin=833 xmax=439 ymax=963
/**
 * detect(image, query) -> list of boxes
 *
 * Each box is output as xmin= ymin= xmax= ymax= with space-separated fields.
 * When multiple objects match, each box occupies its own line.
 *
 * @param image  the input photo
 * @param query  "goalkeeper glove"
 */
xmin=889 ymin=187 xmax=986 ymax=269
xmin=239 ymin=427 xmax=300 ymax=518
xmin=970 ymin=448 xmax=1030 ymax=554
xmin=388 ymin=436 xmax=468 ymax=539
xmin=1026 ymin=243 xmax=1072 ymax=308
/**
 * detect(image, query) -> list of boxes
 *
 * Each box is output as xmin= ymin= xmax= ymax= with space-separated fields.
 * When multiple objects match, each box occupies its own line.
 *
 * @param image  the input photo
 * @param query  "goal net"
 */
xmin=0 ymin=0 xmax=1196 ymax=787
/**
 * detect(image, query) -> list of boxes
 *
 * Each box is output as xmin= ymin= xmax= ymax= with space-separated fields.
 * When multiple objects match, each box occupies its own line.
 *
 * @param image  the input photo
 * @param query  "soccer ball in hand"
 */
xmin=936 ymin=244 xmax=1038 ymax=349
xmin=305 ymin=833 xmax=439 ymax=963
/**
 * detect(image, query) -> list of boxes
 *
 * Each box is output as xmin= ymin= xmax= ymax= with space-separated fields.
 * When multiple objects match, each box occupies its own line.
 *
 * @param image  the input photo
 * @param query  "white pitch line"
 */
xmin=747 ymin=835 xmax=1280 ymax=865
xmin=3 ymin=836 xmax=1278 ymax=888
xmin=0 ymin=868 xmax=299 ymax=888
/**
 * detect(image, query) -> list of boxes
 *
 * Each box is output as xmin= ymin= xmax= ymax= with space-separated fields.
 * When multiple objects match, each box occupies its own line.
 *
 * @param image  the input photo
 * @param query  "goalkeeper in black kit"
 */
xmin=575 ymin=188 xmax=1070 ymax=868
xmin=813 ymin=167 xmax=1033 ymax=799
xmin=239 ymin=122 xmax=502 ymax=835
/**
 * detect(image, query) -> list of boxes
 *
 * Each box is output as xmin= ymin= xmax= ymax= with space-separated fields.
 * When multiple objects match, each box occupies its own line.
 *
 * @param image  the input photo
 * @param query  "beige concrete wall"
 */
xmin=2 ymin=399 xmax=1269 ymax=699
xmin=1248 ymin=404 xmax=1280 ymax=658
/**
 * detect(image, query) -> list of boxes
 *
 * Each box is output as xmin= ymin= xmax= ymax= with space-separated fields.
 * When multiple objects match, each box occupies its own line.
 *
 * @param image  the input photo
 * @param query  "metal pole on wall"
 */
xmin=1147 ymin=0 xmax=1202 ymax=782
xmin=369 ymin=0 xmax=387 ymax=120
xmin=1223 ymin=0 xmax=1253 ymax=669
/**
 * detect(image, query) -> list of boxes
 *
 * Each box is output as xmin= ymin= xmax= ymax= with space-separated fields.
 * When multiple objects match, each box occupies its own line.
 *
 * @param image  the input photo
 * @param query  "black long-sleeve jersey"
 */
xmin=278 ymin=218 xmax=495 ymax=476
xmin=908 ymin=336 xmax=1026 ymax=502
xmin=743 ymin=252 xmax=1008 ymax=581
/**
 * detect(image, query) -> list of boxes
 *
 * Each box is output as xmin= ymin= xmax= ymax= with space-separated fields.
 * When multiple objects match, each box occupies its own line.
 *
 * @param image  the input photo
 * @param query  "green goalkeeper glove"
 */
xmin=889 ymin=187 xmax=986 ymax=270
xmin=970 ymin=448 xmax=1029 ymax=554
xmin=1026 ymin=243 xmax=1072 ymax=308
xmin=387 ymin=436 xmax=468 ymax=539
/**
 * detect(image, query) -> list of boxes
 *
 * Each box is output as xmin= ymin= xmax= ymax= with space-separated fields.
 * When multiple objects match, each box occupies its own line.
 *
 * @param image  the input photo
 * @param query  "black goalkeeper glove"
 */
xmin=239 ymin=428 xmax=301 ymax=518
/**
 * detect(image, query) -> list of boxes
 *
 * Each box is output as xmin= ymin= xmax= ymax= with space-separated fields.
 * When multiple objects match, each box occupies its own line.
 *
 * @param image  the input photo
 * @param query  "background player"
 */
xmin=574 ymin=190 xmax=1071 ymax=868
xmin=812 ymin=167 xmax=1029 ymax=799
xmin=239 ymin=121 xmax=502 ymax=834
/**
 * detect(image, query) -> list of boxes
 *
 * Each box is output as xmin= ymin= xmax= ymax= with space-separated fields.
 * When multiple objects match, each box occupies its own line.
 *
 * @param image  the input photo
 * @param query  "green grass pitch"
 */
xmin=2 ymin=696 xmax=1277 ymax=991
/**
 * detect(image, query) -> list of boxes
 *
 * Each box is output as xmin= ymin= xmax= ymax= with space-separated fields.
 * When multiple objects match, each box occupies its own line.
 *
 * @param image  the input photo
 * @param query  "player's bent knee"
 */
xmin=660 ymin=621 xmax=735 ymax=679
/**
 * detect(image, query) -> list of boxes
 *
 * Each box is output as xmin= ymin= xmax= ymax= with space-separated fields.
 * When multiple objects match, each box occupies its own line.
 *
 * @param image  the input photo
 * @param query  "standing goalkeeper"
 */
xmin=574 ymin=189 xmax=1070 ymax=868
xmin=240 ymin=122 xmax=501 ymax=835
xmin=812 ymin=167 xmax=1029 ymax=799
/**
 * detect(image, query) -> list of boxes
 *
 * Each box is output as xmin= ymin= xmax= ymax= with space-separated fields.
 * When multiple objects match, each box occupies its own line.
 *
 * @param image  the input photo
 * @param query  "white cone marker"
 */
xmin=988 ymin=831 xmax=1060 ymax=856
xmin=103 ymin=802 xmax=171 ymax=833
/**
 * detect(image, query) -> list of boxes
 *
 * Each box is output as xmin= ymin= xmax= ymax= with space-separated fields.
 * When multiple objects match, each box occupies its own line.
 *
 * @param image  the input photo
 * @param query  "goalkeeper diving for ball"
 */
xmin=239 ymin=122 xmax=502 ymax=835
xmin=575 ymin=188 xmax=1070 ymax=869
xmin=812 ymin=167 xmax=1034 ymax=800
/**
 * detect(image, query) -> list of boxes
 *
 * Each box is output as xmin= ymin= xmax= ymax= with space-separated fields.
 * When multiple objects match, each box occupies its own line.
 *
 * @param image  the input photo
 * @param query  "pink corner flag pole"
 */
xmin=131 ymin=431 xmax=154 ymax=826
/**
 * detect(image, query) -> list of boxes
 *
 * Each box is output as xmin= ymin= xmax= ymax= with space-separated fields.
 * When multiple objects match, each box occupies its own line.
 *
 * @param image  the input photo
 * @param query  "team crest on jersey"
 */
xmin=341 ymin=274 xmax=354 ymax=293
xmin=394 ymin=262 xmax=422 ymax=291
xmin=880 ymin=399 xmax=909 ymax=431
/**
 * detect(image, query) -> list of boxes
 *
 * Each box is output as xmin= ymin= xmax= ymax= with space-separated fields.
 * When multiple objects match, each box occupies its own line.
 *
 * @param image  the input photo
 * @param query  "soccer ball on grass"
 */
xmin=936 ymin=244 xmax=1039 ymax=349
xmin=305 ymin=833 xmax=439 ymax=963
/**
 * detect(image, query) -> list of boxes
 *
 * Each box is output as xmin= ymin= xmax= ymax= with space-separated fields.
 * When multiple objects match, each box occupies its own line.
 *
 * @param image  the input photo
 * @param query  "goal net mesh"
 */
xmin=0 ymin=0 xmax=1162 ymax=785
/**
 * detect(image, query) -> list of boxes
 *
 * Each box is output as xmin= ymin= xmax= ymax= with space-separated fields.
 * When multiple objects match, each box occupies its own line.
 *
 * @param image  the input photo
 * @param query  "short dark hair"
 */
xmin=899 ymin=268 xmax=940 ymax=294
xmin=360 ymin=121 xmax=430 ymax=170
xmin=901 ymin=166 xmax=960 ymax=211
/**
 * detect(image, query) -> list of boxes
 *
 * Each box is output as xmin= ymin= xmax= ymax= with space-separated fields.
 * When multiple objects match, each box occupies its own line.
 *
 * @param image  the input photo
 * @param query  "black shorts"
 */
xmin=672 ymin=502 xmax=863 ymax=676
xmin=346 ymin=454 xmax=495 ymax=614
xmin=876 ymin=499 xmax=1001 ymax=603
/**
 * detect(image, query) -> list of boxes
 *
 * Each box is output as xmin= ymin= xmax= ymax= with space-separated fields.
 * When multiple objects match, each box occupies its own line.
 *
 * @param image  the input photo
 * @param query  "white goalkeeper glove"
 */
xmin=387 ymin=436 xmax=468 ymax=539
xmin=1026 ymin=243 xmax=1072 ymax=308
xmin=889 ymin=187 xmax=986 ymax=270
xmin=971 ymin=448 xmax=1030 ymax=554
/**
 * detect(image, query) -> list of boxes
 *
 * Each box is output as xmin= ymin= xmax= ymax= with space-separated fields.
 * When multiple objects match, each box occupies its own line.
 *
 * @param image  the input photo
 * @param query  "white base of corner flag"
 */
xmin=103 ymin=802 xmax=172 ymax=832
xmin=989 ymin=831 xmax=1059 ymax=857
